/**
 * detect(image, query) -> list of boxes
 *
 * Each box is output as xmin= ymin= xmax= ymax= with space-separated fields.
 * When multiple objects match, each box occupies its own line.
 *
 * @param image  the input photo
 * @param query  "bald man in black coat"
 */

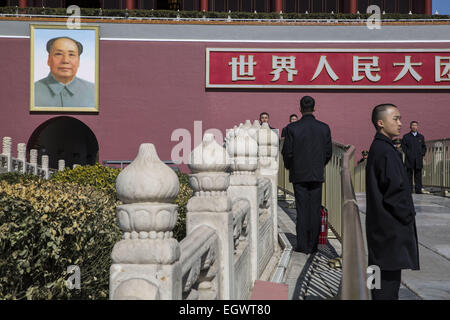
xmin=366 ymin=104 xmax=420 ymax=300
xmin=402 ymin=121 xmax=426 ymax=194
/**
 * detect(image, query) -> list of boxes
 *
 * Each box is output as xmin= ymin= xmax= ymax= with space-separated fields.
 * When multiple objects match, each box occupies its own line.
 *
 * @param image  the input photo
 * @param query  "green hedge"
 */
xmin=0 ymin=165 xmax=192 ymax=299
xmin=50 ymin=164 xmax=192 ymax=241
xmin=0 ymin=177 xmax=120 ymax=299
xmin=50 ymin=163 xmax=120 ymax=199
xmin=0 ymin=6 xmax=448 ymax=20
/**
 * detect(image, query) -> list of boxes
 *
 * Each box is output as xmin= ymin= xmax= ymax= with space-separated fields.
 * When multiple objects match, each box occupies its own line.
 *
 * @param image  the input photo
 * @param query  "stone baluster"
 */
xmin=58 ymin=160 xmax=65 ymax=172
xmin=187 ymin=133 xmax=234 ymax=299
xmin=110 ymin=143 xmax=181 ymax=300
xmin=2 ymin=137 xmax=12 ymax=172
xmin=29 ymin=149 xmax=38 ymax=175
xmin=41 ymin=155 xmax=49 ymax=179
xmin=17 ymin=143 xmax=26 ymax=173
xmin=226 ymin=124 xmax=260 ymax=283
xmin=257 ymin=122 xmax=280 ymax=248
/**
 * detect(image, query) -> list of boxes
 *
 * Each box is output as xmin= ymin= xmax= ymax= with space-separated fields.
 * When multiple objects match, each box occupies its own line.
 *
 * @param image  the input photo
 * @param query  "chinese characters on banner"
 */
xmin=206 ymin=49 xmax=450 ymax=89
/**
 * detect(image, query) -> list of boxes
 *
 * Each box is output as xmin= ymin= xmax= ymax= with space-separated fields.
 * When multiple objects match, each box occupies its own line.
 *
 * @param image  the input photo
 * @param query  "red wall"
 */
xmin=0 ymin=38 xmax=449 ymax=172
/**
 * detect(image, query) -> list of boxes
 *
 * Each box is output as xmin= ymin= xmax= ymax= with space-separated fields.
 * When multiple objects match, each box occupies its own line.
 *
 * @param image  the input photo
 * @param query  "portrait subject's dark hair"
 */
xmin=300 ymin=96 xmax=315 ymax=112
xmin=289 ymin=114 xmax=298 ymax=120
xmin=410 ymin=120 xmax=419 ymax=126
xmin=371 ymin=103 xmax=398 ymax=130
xmin=259 ymin=112 xmax=269 ymax=119
xmin=46 ymin=37 xmax=83 ymax=55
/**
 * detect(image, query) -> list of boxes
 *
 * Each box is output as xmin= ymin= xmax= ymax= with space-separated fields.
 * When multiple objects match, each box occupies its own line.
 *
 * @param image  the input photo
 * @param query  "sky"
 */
xmin=433 ymin=0 xmax=450 ymax=14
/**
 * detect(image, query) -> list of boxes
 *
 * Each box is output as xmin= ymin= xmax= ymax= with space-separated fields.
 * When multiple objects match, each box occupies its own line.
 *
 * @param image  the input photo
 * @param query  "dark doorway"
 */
xmin=156 ymin=0 xmax=181 ymax=10
xmin=66 ymin=0 xmax=101 ymax=8
xmin=27 ymin=117 xmax=99 ymax=169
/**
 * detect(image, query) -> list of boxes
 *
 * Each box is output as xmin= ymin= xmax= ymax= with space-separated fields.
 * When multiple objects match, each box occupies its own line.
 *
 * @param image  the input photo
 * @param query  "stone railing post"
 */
xmin=257 ymin=122 xmax=280 ymax=250
xmin=29 ymin=149 xmax=38 ymax=175
xmin=110 ymin=143 xmax=181 ymax=300
xmin=226 ymin=122 xmax=260 ymax=283
xmin=41 ymin=155 xmax=49 ymax=179
xmin=187 ymin=133 xmax=234 ymax=299
xmin=17 ymin=143 xmax=26 ymax=174
xmin=58 ymin=159 xmax=65 ymax=172
xmin=2 ymin=137 xmax=12 ymax=172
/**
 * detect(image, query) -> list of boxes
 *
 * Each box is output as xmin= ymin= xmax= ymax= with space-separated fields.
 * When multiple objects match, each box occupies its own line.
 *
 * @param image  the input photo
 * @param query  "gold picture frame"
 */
xmin=30 ymin=24 xmax=99 ymax=112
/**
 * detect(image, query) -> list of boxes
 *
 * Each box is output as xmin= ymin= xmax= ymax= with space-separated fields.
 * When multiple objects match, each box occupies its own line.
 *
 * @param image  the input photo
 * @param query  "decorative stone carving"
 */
xmin=189 ymin=133 xmax=230 ymax=173
xmin=185 ymin=133 xmax=234 ymax=299
xmin=113 ymin=278 xmax=160 ymax=300
xmin=257 ymin=178 xmax=271 ymax=212
xmin=226 ymin=128 xmax=258 ymax=173
xmin=110 ymin=143 xmax=182 ymax=300
xmin=116 ymin=143 xmax=179 ymax=204
xmin=2 ymin=137 xmax=11 ymax=156
xmin=256 ymin=123 xmax=279 ymax=254
xmin=17 ymin=143 xmax=26 ymax=161
xmin=257 ymin=123 xmax=279 ymax=174
xmin=180 ymin=225 xmax=218 ymax=300
xmin=58 ymin=159 xmax=65 ymax=171
xmin=187 ymin=133 xmax=231 ymax=213
xmin=117 ymin=203 xmax=178 ymax=233
xmin=30 ymin=149 xmax=38 ymax=165
xmin=41 ymin=155 xmax=49 ymax=170
xmin=232 ymin=199 xmax=250 ymax=250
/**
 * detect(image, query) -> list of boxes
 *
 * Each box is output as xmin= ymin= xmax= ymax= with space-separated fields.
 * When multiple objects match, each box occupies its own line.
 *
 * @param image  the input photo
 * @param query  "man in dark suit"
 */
xmin=401 ymin=121 xmax=426 ymax=194
xmin=366 ymin=104 xmax=420 ymax=300
xmin=281 ymin=96 xmax=332 ymax=254
xmin=281 ymin=114 xmax=298 ymax=138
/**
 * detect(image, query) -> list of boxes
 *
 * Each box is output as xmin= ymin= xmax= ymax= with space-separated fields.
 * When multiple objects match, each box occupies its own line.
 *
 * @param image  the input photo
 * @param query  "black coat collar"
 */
xmin=374 ymin=132 xmax=395 ymax=148
xmin=301 ymin=114 xmax=315 ymax=120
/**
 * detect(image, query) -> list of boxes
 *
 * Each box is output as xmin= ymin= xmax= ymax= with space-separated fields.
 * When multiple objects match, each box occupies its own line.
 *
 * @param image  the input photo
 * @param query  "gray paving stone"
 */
xmin=356 ymin=192 xmax=450 ymax=300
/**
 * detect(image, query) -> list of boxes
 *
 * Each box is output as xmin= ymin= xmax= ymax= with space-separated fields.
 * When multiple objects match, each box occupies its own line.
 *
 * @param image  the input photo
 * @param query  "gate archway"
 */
xmin=27 ymin=116 xmax=99 ymax=169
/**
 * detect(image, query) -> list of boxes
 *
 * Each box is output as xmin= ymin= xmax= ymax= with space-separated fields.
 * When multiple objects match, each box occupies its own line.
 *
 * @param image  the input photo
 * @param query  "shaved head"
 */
xmin=371 ymin=103 xmax=398 ymax=130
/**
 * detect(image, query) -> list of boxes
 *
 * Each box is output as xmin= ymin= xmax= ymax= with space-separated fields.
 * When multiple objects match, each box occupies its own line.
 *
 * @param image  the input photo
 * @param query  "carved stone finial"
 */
xmin=17 ymin=143 xmax=26 ymax=160
xmin=116 ymin=143 xmax=179 ymax=204
xmin=41 ymin=155 xmax=49 ymax=169
xmin=188 ymin=133 xmax=230 ymax=173
xmin=30 ymin=149 xmax=38 ymax=165
xmin=258 ymin=122 xmax=279 ymax=151
xmin=243 ymin=120 xmax=252 ymax=129
xmin=2 ymin=137 xmax=11 ymax=155
xmin=226 ymin=129 xmax=258 ymax=172
xmin=257 ymin=122 xmax=279 ymax=176
xmin=58 ymin=159 xmax=65 ymax=171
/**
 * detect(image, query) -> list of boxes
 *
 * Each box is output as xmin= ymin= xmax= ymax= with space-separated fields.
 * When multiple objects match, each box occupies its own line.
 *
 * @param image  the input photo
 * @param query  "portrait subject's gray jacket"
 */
xmin=34 ymin=73 xmax=95 ymax=108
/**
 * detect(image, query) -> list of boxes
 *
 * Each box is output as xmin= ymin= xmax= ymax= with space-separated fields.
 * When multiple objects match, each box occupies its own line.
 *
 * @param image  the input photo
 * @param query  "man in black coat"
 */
xmin=282 ymin=96 xmax=332 ymax=254
xmin=281 ymin=114 xmax=298 ymax=138
xmin=366 ymin=104 xmax=420 ymax=300
xmin=401 ymin=121 xmax=426 ymax=194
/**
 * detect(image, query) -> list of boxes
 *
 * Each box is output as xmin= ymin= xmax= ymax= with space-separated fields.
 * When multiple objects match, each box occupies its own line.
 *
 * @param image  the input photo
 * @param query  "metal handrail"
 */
xmin=354 ymin=159 xmax=366 ymax=193
xmin=340 ymin=145 xmax=369 ymax=300
xmin=422 ymin=138 xmax=449 ymax=194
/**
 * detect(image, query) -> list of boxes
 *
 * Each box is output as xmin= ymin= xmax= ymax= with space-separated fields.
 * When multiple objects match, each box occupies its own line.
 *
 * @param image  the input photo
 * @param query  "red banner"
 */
xmin=206 ymin=48 xmax=450 ymax=89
